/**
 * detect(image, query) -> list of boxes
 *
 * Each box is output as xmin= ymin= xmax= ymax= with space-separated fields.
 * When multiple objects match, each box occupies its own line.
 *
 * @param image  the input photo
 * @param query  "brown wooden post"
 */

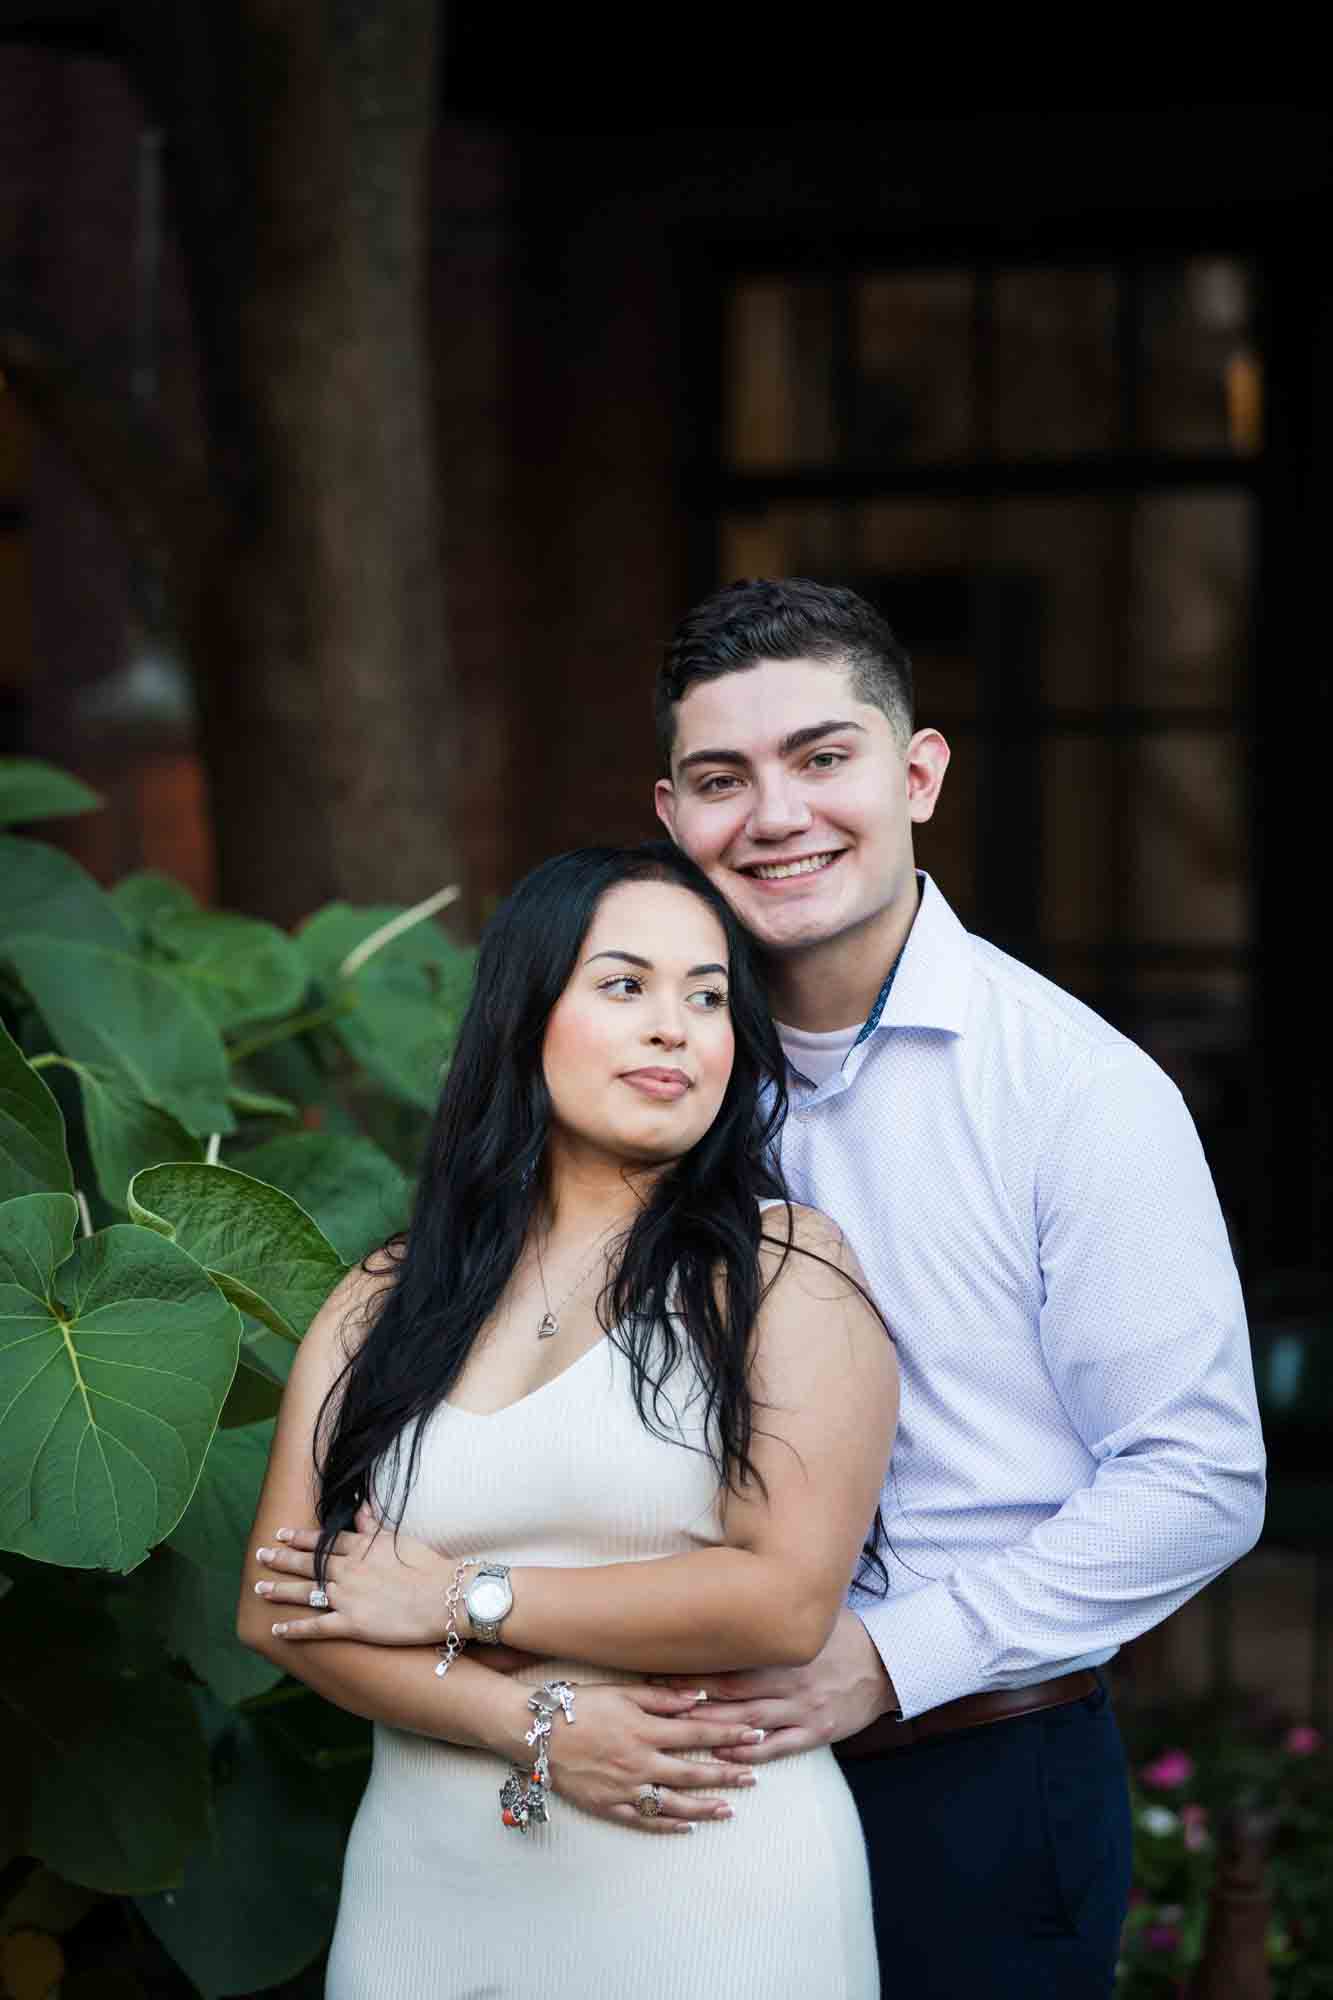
xmin=1189 ymin=1808 xmax=1273 ymax=2000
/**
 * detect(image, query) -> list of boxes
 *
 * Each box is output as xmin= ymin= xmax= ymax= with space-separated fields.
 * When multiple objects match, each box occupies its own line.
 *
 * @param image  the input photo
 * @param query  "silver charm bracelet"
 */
xmin=500 ymin=1680 xmax=577 ymax=1833
xmin=434 ymin=1557 xmax=481 ymax=1678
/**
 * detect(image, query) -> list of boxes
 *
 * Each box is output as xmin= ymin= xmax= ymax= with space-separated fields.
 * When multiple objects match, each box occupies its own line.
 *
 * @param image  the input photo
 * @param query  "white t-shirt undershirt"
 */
xmin=775 ymin=1018 xmax=861 ymax=1090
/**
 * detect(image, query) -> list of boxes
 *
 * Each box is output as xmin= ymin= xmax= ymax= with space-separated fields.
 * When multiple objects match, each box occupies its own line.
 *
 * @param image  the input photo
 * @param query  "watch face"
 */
xmin=468 ymin=1577 xmax=511 ymax=1622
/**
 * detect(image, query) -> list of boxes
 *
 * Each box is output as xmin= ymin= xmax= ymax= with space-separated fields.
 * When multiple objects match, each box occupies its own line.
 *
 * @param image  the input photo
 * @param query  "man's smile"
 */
xmin=739 ymin=850 xmax=846 ymax=883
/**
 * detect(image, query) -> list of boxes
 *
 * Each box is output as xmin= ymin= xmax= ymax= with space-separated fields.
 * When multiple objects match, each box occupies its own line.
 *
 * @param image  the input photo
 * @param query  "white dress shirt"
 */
xmin=776 ymin=875 xmax=1267 ymax=1721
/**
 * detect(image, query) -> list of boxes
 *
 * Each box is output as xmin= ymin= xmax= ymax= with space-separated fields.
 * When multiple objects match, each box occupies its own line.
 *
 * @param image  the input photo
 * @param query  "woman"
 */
xmin=237 ymin=843 xmax=897 ymax=1998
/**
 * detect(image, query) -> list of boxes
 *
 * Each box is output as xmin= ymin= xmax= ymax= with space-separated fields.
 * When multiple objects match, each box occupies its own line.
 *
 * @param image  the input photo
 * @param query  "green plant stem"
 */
xmin=226 ymin=1002 xmax=349 ymax=1065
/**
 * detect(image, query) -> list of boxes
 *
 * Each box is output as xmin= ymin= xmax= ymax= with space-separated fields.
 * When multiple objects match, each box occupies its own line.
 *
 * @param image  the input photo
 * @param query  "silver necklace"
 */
xmin=532 ymin=1227 xmax=613 ymax=1340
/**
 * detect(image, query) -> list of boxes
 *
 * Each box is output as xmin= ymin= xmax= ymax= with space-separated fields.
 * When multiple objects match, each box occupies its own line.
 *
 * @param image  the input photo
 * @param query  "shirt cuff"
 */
xmin=854 ymin=1581 xmax=987 ymax=1720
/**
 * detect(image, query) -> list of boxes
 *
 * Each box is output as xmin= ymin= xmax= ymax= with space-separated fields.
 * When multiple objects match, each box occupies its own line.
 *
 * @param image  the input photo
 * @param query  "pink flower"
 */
xmin=1284 ymin=1725 xmax=1324 ymax=1757
xmin=1181 ymin=1803 xmax=1210 ymax=1851
xmin=1141 ymin=1749 xmax=1195 ymax=1789
xmin=1146 ymin=1924 xmax=1181 ymax=1953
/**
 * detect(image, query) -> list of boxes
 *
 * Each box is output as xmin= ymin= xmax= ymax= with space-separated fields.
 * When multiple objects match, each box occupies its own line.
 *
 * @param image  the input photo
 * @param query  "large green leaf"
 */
xmin=155 ymin=1422 xmax=282 ymax=1706
xmin=297 ymin=902 xmax=474 ymax=1108
xmin=136 ymin=1695 xmax=346 ymax=1996
xmin=129 ymin=1162 xmax=346 ymax=1344
xmin=233 ymin=1130 xmax=410 ymax=1262
xmin=0 ymin=836 xmax=128 ymax=953
xmin=0 ymin=1196 xmax=242 ymax=1571
xmin=2 ymin=937 xmax=235 ymax=1137
xmin=109 ymin=869 xmax=198 ymax=943
xmin=151 ymin=910 xmax=309 ymax=1030
xmin=0 ymin=1590 xmax=209 ymax=1893
xmin=0 ymin=758 xmax=103 ymax=826
xmin=0 ymin=1021 xmax=72 ymax=1201
xmin=72 ymin=1065 xmax=203 ymax=1210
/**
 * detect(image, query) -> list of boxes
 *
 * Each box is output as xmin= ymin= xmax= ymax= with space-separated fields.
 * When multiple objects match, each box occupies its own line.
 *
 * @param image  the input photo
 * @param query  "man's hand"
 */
xmin=658 ymin=1610 xmax=896 ymax=1765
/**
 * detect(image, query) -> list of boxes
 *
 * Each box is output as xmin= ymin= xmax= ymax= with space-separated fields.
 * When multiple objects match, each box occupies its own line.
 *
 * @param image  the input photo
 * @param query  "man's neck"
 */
xmin=766 ymin=880 xmax=921 ymax=1033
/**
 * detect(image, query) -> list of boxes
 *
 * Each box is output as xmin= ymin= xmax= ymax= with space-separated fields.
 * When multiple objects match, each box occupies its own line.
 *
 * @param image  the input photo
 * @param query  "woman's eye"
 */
xmin=600 ymin=975 xmax=643 ymax=997
xmin=687 ymin=988 xmax=728 ymax=1011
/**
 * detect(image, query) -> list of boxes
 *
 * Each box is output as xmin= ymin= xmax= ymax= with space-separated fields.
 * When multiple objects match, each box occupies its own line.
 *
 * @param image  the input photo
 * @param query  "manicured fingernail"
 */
xmin=676 ymin=1824 xmax=695 ymax=1834
xmin=254 ymin=1581 xmax=273 ymax=1596
xmin=272 ymin=1622 xmax=288 ymax=1636
xmin=742 ymin=1729 xmax=765 ymax=1744
xmin=275 ymin=1528 xmax=293 ymax=1542
xmin=713 ymin=1804 xmax=734 ymax=1819
xmin=738 ymin=1773 xmax=758 ymax=1786
xmin=256 ymin=1547 xmax=274 ymax=1562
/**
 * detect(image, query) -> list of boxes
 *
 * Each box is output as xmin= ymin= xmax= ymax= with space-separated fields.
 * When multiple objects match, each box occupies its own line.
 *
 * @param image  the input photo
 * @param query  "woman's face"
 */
xmin=542 ymin=879 xmax=737 ymax=1169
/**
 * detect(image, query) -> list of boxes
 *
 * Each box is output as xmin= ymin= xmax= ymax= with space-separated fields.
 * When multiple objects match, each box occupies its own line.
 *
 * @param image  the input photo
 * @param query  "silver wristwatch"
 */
xmin=464 ymin=1562 xmax=513 ymax=1643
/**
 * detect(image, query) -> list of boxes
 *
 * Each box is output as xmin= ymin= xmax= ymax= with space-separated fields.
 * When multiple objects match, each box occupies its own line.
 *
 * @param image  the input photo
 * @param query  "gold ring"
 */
xmin=635 ymin=1784 xmax=662 ymax=1819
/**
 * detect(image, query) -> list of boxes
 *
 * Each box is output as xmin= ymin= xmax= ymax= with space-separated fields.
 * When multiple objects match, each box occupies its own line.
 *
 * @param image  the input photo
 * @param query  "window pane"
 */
xmin=726 ymin=280 xmax=838 ymax=469
xmin=1128 ymin=493 xmax=1252 ymax=708
xmin=719 ymin=501 xmax=855 ymax=580
xmin=1128 ymin=732 xmax=1247 ymax=946
xmin=853 ymin=273 xmax=974 ymax=462
xmin=1042 ymin=738 xmax=1113 ymax=947
xmin=1139 ymin=260 xmax=1262 ymax=456
xmin=979 ymin=499 xmax=1121 ymax=709
xmin=990 ymin=269 xmax=1119 ymax=456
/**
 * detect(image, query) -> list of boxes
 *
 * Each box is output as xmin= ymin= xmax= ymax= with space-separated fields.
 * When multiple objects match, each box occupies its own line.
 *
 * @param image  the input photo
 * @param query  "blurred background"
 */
xmin=1 ymin=12 xmax=1329 ymax=1732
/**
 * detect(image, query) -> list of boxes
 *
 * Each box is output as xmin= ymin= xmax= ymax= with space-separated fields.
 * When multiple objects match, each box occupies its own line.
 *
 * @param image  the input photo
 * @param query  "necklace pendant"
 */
xmin=537 ymin=1312 xmax=558 ymax=1340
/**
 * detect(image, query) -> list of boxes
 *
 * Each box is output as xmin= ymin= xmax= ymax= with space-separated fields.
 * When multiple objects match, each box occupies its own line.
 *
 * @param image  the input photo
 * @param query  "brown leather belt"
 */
xmin=835 ymin=1669 xmax=1100 ymax=1759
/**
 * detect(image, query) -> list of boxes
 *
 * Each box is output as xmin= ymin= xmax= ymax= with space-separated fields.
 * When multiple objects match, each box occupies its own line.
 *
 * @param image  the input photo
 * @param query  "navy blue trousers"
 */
xmin=839 ymin=1676 xmax=1133 ymax=1998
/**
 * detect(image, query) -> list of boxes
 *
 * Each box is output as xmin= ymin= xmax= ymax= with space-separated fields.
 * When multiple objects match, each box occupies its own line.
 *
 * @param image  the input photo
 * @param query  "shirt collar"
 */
xmin=869 ymin=872 xmax=973 ymax=1038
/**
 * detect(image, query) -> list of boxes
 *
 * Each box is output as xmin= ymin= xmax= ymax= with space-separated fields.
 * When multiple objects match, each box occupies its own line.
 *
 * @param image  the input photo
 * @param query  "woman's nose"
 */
xmin=647 ymin=1011 xmax=688 ymax=1050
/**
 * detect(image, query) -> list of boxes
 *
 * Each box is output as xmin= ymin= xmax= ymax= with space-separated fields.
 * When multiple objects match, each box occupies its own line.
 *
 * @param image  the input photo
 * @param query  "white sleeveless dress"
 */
xmin=324 ymin=1322 xmax=879 ymax=1999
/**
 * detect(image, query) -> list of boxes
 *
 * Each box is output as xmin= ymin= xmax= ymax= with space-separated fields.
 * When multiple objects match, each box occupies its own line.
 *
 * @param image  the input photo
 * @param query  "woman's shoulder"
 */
xmin=304 ymin=1242 xmax=401 ymax=1363
xmin=756 ymin=1201 xmax=872 ymax=1300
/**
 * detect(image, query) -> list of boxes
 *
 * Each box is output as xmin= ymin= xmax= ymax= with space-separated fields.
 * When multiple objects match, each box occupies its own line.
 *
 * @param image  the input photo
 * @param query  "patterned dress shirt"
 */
xmin=776 ymin=874 xmax=1267 ymax=1720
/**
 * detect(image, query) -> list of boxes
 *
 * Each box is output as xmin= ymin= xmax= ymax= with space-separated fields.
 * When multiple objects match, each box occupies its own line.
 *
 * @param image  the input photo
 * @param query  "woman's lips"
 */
xmin=619 ymin=1069 xmax=692 ymax=1100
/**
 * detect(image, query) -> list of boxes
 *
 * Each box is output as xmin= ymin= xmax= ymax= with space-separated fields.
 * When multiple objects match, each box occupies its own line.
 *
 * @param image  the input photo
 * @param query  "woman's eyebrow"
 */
xmin=584 ymin=951 xmax=728 ymax=978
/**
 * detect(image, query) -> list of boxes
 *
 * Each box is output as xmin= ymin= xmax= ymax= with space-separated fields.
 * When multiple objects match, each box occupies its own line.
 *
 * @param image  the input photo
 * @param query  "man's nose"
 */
xmin=746 ymin=774 xmax=813 ymax=841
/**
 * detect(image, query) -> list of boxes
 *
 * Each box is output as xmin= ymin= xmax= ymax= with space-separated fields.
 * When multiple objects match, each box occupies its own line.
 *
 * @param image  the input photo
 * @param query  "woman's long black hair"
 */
xmin=314 ymin=841 xmax=887 ymax=1591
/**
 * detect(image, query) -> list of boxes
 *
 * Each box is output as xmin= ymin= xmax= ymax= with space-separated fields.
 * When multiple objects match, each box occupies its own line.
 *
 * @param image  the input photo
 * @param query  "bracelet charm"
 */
xmin=499 ymin=1680 xmax=576 ymax=1833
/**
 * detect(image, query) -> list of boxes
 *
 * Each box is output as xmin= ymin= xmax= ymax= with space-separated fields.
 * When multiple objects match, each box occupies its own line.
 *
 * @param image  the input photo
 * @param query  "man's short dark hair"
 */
xmin=656 ymin=577 xmax=915 ymax=773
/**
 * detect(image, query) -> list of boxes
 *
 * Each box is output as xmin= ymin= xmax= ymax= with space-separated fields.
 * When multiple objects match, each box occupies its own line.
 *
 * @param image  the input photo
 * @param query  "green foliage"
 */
xmin=0 ymin=758 xmax=471 ymax=1996
xmin=0 ymin=757 xmax=102 ymax=825
xmin=0 ymin=1193 xmax=242 ymax=1570
xmin=130 ymin=1162 xmax=348 ymax=1344
xmin=0 ymin=1020 xmax=72 ymax=1200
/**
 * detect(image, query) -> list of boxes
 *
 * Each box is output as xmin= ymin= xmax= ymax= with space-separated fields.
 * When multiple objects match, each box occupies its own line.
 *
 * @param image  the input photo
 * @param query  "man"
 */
xmin=652 ymin=576 xmax=1265 ymax=1995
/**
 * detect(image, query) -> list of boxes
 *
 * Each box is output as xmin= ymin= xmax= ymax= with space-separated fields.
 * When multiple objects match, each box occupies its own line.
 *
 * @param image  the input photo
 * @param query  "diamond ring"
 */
xmin=635 ymin=1784 xmax=662 ymax=1819
xmin=308 ymin=1587 xmax=330 ymax=1610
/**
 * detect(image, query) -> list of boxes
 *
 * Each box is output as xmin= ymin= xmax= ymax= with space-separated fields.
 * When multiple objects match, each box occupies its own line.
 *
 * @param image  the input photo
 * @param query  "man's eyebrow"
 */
xmin=778 ymin=719 xmax=868 ymax=756
xmin=675 ymin=719 xmax=867 ymax=774
xmin=584 ymin=951 xmax=729 ymax=978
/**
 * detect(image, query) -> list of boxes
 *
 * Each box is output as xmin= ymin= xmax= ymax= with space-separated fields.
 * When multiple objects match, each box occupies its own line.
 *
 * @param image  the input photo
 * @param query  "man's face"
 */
xmin=655 ymin=656 xmax=947 ymax=958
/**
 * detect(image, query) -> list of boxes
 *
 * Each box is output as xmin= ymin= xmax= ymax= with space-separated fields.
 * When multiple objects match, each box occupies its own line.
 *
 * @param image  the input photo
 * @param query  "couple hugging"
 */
xmin=238 ymin=578 xmax=1266 ymax=1998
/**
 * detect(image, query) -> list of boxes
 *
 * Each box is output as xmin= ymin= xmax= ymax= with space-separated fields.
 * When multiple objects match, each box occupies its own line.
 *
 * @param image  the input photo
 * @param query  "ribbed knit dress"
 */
xmin=323 ymin=1320 xmax=879 ymax=1999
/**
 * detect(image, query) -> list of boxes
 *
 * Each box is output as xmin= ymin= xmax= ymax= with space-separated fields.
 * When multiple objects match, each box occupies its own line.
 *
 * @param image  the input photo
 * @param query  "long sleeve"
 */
xmin=854 ymin=1043 xmax=1266 ymax=1719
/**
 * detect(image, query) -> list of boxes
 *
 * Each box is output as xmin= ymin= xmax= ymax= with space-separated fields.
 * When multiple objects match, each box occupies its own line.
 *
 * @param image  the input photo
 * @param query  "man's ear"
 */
xmin=653 ymin=778 xmax=678 ymax=841
xmin=905 ymin=729 xmax=950 ymax=827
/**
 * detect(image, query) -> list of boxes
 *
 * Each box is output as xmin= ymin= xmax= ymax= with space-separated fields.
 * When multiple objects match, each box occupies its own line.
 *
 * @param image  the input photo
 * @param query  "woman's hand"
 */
xmin=252 ymin=1505 xmax=452 ymax=1645
xmin=539 ymin=1683 xmax=763 ymax=1835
